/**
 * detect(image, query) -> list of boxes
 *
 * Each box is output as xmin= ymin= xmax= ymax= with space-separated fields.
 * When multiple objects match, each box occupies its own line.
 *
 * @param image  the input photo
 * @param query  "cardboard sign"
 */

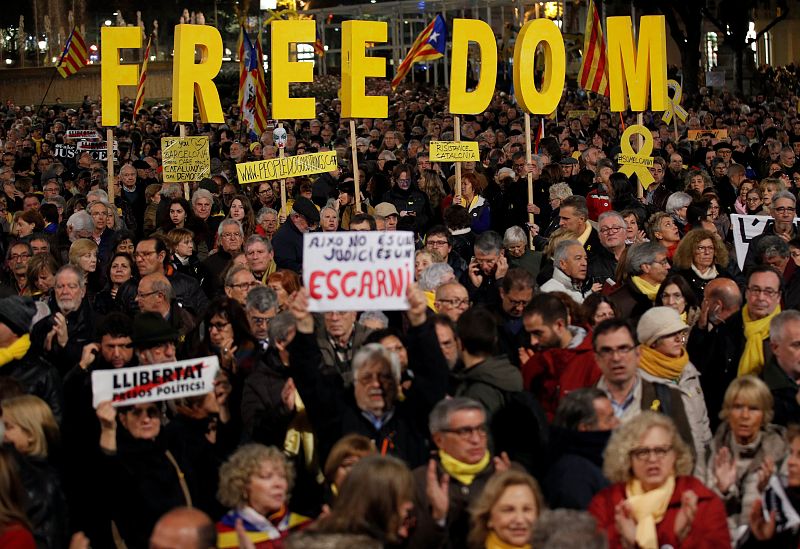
xmin=236 ymin=150 xmax=338 ymax=185
xmin=92 ymin=355 xmax=220 ymax=408
xmin=567 ymin=110 xmax=597 ymax=119
xmin=429 ymin=141 xmax=480 ymax=162
xmin=687 ymin=129 xmax=728 ymax=140
xmin=161 ymin=136 xmax=211 ymax=183
xmin=65 ymin=130 xmax=101 ymax=141
xmin=730 ymin=214 xmax=800 ymax=270
xmin=303 ymin=231 xmax=415 ymax=312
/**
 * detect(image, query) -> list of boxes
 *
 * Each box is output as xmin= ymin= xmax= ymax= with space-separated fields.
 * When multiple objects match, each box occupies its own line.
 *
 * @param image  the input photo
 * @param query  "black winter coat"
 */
xmin=544 ymin=428 xmax=610 ymax=510
xmin=288 ymin=320 xmax=449 ymax=468
xmin=382 ymin=184 xmax=433 ymax=235
xmin=272 ymin=220 xmax=305 ymax=274
xmin=2 ymin=350 xmax=62 ymax=422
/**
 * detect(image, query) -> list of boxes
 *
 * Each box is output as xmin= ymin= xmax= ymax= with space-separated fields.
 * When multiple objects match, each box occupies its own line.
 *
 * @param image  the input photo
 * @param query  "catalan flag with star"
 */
xmin=391 ymin=14 xmax=446 ymax=90
xmin=56 ymin=26 xmax=89 ymax=78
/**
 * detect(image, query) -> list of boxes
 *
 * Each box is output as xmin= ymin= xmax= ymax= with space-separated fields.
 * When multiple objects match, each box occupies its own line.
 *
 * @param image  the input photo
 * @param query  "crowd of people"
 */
xmin=1 ymin=72 xmax=800 ymax=549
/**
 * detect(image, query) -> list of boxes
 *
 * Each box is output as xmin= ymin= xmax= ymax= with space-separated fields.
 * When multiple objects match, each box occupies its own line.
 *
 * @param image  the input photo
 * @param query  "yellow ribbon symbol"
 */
xmin=661 ymin=80 xmax=688 ymax=124
xmin=617 ymin=124 xmax=655 ymax=188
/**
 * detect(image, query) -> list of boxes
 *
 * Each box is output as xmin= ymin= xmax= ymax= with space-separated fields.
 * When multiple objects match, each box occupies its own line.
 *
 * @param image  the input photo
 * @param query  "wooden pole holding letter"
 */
xmin=637 ymin=112 xmax=644 ymax=199
xmin=524 ymin=113 xmax=535 ymax=250
xmin=106 ymin=128 xmax=115 ymax=202
xmin=350 ymin=120 xmax=361 ymax=213
xmin=279 ymin=122 xmax=287 ymax=215
xmin=454 ymin=116 xmax=462 ymax=199
xmin=179 ymin=124 xmax=189 ymax=199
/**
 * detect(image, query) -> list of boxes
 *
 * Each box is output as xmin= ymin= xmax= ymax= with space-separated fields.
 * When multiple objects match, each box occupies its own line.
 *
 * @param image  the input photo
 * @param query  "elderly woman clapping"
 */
xmin=589 ymin=412 xmax=730 ymax=548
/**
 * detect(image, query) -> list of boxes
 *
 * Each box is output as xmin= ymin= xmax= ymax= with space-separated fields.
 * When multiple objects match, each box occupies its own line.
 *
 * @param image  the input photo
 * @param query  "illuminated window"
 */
xmin=297 ymin=43 xmax=314 ymax=62
xmin=705 ymin=32 xmax=718 ymax=70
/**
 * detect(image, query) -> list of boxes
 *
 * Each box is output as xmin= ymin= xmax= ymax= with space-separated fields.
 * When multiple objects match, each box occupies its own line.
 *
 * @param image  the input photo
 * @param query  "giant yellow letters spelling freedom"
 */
xmin=99 ymin=16 xmax=668 ymax=126
xmin=341 ymin=21 xmax=388 ymax=119
xmin=513 ymin=19 xmax=565 ymax=115
xmin=606 ymin=16 xmax=667 ymax=112
xmin=449 ymin=19 xmax=497 ymax=115
xmin=172 ymin=24 xmax=224 ymax=123
xmin=272 ymin=20 xmax=316 ymax=120
xmin=101 ymin=27 xmax=141 ymax=127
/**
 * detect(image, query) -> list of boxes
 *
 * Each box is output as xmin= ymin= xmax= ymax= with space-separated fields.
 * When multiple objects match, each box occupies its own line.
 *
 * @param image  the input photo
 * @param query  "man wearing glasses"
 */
xmin=593 ymin=318 xmax=695 ymax=450
xmin=608 ymin=242 xmax=671 ymax=323
xmin=425 ymin=225 xmax=467 ymax=280
xmin=589 ymin=211 xmax=628 ymax=283
xmin=744 ymin=191 xmax=799 ymax=269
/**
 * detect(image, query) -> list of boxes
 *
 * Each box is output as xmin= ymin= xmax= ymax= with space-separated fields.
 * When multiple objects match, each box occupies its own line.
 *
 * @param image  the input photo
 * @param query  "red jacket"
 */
xmin=588 ymin=476 xmax=730 ymax=549
xmin=520 ymin=328 xmax=601 ymax=420
xmin=586 ymin=187 xmax=612 ymax=221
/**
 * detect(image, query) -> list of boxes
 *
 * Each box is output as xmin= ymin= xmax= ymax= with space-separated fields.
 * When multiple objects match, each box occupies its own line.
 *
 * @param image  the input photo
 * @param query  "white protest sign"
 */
xmin=730 ymin=214 xmax=800 ymax=270
xmin=91 ymin=355 xmax=219 ymax=408
xmin=303 ymin=231 xmax=415 ymax=312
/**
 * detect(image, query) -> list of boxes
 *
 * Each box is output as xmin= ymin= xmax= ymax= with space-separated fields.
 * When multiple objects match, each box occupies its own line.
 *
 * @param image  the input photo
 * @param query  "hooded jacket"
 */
xmin=545 ymin=427 xmax=610 ymax=509
xmin=521 ymin=326 xmax=602 ymax=420
xmin=453 ymin=355 xmax=523 ymax=418
xmin=382 ymin=183 xmax=433 ymax=235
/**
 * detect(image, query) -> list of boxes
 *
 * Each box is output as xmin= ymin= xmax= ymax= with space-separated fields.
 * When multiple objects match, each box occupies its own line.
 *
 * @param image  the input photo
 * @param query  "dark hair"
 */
xmin=592 ymin=318 xmax=638 ymax=349
xmin=426 ymin=225 xmax=453 ymax=246
xmin=350 ymin=213 xmax=376 ymax=231
xmin=655 ymin=273 xmax=699 ymax=310
xmin=580 ymin=293 xmax=620 ymax=327
xmin=745 ymin=264 xmax=784 ymax=293
xmin=38 ymin=203 xmax=59 ymax=225
xmin=203 ymin=297 xmax=258 ymax=349
xmin=456 ymin=307 xmax=497 ymax=356
xmin=364 ymin=327 xmax=404 ymax=347
xmin=553 ymin=387 xmax=609 ymax=430
xmin=523 ymin=293 xmax=568 ymax=325
xmin=96 ymin=311 xmax=134 ymax=339
xmin=501 ymin=268 xmax=536 ymax=293
xmin=443 ymin=205 xmax=471 ymax=230
xmin=111 ymin=229 xmax=136 ymax=253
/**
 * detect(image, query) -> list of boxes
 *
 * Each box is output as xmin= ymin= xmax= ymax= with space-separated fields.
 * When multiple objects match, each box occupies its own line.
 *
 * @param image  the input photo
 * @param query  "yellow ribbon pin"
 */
xmin=617 ymin=124 xmax=655 ymax=188
xmin=661 ymin=80 xmax=688 ymax=124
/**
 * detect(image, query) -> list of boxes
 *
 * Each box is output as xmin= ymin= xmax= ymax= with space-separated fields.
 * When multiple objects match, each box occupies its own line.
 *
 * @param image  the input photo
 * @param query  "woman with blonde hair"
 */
xmin=468 ymin=469 xmax=545 ymax=549
xmin=589 ymin=412 xmax=730 ymax=548
xmin=68 ymin=238 xmax=101 ymax=293
xmin=24 ymin=254 xmax=58 ymax=300
xmin=2 ymin=395 xmax=59 ymax=459
xmin=216 ymin=444 xmax=310 ymax=548
xmin=323 ymin=434 xmax=376 ymax=503
xmin=698 ymin=375 xmax=786 ymax=545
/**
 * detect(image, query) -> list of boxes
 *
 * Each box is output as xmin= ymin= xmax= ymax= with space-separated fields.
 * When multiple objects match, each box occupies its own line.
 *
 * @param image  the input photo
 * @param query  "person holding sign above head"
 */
xmin=287 ymin=284 xmax=448 ymax=469
xmin=272 ymin=197 xmax=320 ymax=275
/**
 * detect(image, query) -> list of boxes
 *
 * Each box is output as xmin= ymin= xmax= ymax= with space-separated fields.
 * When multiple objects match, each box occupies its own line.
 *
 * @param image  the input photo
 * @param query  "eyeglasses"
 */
xmin=599 ymin=226 xmax=624 ymax=235
xmin=437 ymin=298 xmax=469 ymax=308
xmin=228 ymin=281 xmax=260 ymax=291
xmin=221 ymin=232 xmax=242 ymax=240
xmin=773 ymin=206 xmax=796 ymax=214
xmin=356 ymin=372 xmax=394 ymax=386
xmin=134 ymin=250 xmax=157 ymax=259
xmin=651 ymin=258 xmax=670 ymax=266
xmin=513 ymin=163 xmax=526 ymax=170
xmin=9 ymin=253 xmax=31 ymax=261
xmin=209 ymin=321 xmax=231 ymax=331
xmin=746 ymin=197 xmax=762 ymax=203
xmin=136 ymin=289 xmax=160 ymax=299
xmin=630 ymin=445 xmax=673 ymax=461
xmin=507 ymin=298 xmax=530 ymax=308
xmin=441 ymin=424 xmax=488 ymax=439
xmin=695 ymin=245 xmax=715 ymax=253
xmin=127 ymin=406 xmax=161 ymax=419
xmin=426 ymin=239 xmax=449 ymax=247
xmin=746 ymin=286 xmax=780 ymax=298
xmin=595 ymin=345 xmax=636 ymax=359
xmin=249 ymin=315 xmax=275 ymax=326
xmin=657 ymin=330 xmax=688 ymax=344
xmin=396 ymin=178 xmax=411 ymax=184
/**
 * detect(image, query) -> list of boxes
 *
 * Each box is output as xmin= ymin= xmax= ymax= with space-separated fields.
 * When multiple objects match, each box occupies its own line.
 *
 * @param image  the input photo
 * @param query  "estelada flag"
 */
xmin=133 ymin=35 xmax=153 ymax=116
xmin=56 ymin=26 xmax=89 ymax=78
xmin=313 ymin=39 xmax=324 ymax=56
xmin=578 ymin=0 xmax=609 ymax=96
xmin=391 ymin=14 xmax=446 ymax=90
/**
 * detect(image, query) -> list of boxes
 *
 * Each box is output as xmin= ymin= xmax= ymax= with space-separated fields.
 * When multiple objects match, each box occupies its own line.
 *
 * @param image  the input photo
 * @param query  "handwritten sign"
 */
xmin=687 ymin=129 xmax=728 ymax=140
xmin=617 ymin=153 xmax=654 ymax=167
xmin=429 ymin=141 xmax=480 ymax=162
xmin=161 ymin=136 xmax=211 ymax=183
xmin=303 ymin=231 xmax=415 ymax=312
xmin=65 ymin=130 xmax=101 ymax=141
xmin=92 ymin=355 xmax=220 ymax=408
xmin=56 ymin=142 xmax=118 ymax=162
xmin=237 ymin=151 xmax=338 ymax=185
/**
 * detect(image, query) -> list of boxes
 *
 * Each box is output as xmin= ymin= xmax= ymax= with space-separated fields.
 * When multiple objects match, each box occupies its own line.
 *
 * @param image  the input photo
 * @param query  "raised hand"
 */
xmin=468 ymin=257 xmax=483 ymax=288
xmin=714 ymin=447 xmax=738 ymax=494
xmin=289 ymin=288 xmax=314 ymax=334
xmin=674 ymin=490 xmax=698 ymax=542
xmin=614 ymin=500 xmax=638 ymax=549
xmin=493 ymin=451 xmax=511 ymax=472
xmin=426 ymin=459 xmax=450 ymax=522
xmin=749 ymin=498 xmax=776 ymax=541
xmin=494 ymin=255 xmax=509 ymax=279
xmin=406 ymin=284 xmax=427 ymax=327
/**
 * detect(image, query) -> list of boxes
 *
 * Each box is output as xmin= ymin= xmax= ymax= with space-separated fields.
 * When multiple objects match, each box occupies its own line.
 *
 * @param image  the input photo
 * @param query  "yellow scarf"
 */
xmin=631 ymin=276 xmax=660 ymax=302
xmin=438 ymin=450 xmax=490 ymax=486
xmin=738 ymin=304 xmax=781 ymax=376
xmin=0 ymin=334 xmax=31 ymax=367
xmin=284 ymin=390 xmax=318 ymax=478
xmin=625 ymin=476 xmax=676 ymax=549
xmin=639 ymin=346 xmax=688 ymax=381
xmin=425 ymin=290 xmax=438 ymax=312
xmin=485 ymin=531 xmax=531 ymax=549
xmin=578 ymin=220 xmax=593 ymax=245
